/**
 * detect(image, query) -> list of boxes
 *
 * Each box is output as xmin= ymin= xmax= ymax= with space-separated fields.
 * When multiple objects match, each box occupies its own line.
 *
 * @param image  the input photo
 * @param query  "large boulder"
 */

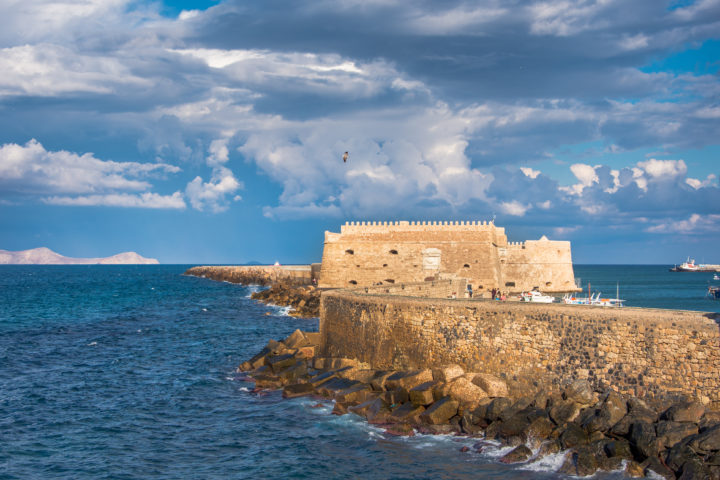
xmin=550 ymin=399 xmax=582 ymax=425
xmin=558 ymin=448 xmax=599 ymax=477
xmin=370 ymin=371 xmax=395 ymax=391
xmin=663 ymin=401 xmax=706 ymax=424
xmin=446 ymin=377 xmax=487 ymax=408
xmin=485 ymin=397 xmax=513 ymax=422
xmin=560 ymin=423 xmax=590 ymax=449
xmin=389 ymin=402 xmax=426 ymax=424
xmin=432 ymin=364 xmax=465 ymax=383
xmin=409 ymin=381 xmax=437 ymax=406
xmin=420 ymin=397 xmax=459 ymax=425
xmin=282 ymin=383 xmax=315 ymax=398
xmin=283 ymin=329 xmax=308 ymax=348
xmin=689 ymin=423 xmax=720 ymax=453
xmin=630 ymin=421 xmax=659 ymax=460
xmin=563 ymin=379 xmax=597 ymax=406
xmin=584 ymin=390 xmax=627 ymax=432
xmin=471 ymin=374 xmax=509 ymax=397
xmin=655 ymin=421 xmax=698 ymax=449
xmin=385 ymin=370 xmax=433 ymax=391
xmin=266 ymin=353 xmax=298 ymax=373
xmin=500 ymin=445 xmax=533 ymax=464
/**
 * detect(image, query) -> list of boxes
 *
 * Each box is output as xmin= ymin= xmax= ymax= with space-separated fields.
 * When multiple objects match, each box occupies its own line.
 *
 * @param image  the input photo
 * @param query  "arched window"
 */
xmin=463 ymin=264 xmax=470 ymax=268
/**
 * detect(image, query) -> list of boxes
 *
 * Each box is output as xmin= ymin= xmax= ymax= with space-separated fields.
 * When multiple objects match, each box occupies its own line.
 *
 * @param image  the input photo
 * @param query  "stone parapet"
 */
xmin=320 ymin=286 xmax=720 ymax=409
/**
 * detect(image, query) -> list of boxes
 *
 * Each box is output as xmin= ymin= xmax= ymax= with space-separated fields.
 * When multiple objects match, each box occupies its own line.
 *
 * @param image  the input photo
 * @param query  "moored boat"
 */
xmin=670 ymin=257 xmax=720 ymax=272
xmin=520 ymin=290 xmax=555 ymax=303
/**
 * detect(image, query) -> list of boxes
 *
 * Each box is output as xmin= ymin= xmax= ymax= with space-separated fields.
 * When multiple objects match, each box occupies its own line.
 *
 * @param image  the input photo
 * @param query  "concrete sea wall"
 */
xmin=320 ymin=285 xmax=720 ymax=408
xmin=186 ymin=265 xmax=320 ymax=285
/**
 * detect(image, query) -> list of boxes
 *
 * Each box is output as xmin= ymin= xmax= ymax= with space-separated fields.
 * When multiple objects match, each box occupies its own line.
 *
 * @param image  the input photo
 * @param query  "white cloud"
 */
xmin=637 ymin=158 xmax=687 ymax=179
xmin=0 ymin=139 xmax=179 ymax=195
xmin=560 ymin=163 xmax=599 ymax=195
xmin=0 ymin=44 xmax=150 ymax=97
xmin=520 ymin=167 xmax=541 ymax=179
xmin=646 ymin=213 xmax=720 ymax=234
xmin=185 ymin=167 xmax=242 ymax=213
xmin=499 ymin=200 xmax=530 ymax=216
xmin=686 ymin=174 xmax=717 ymax=189
xmin=45 ymin=192 xmax=186 ymax=209
xmin=405 ymin=5 xmax=507 ymax=35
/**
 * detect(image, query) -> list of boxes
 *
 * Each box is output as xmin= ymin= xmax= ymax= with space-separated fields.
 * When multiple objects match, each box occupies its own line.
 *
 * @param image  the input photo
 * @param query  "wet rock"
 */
xmin=471 ymin=373 xmax=508 ymax=398
xmin=267 ymin=353 xmax=298 ymax=373
xmin=656 ymin=421 xmax=699 ymax=449
xmin=240 ymin=346 xmax=271 ymax=371
xmin=337 ymin=368 xmax=377 ymax=384
xmin=282 ymin=383 xmax=315 ymax=398
xmin=666 ymin=442 xmax=700 ymax=472
xmin=417 ymin=424 xmax=460 ymax=435
xmin=335 ymin=383 xmax=373 ymax=404
xmin=431 ymin=364 xmax=465 ymax=383
xmin=485 ymin=397 xmax=513 ymax=422
xmin=316 ymin=377 xmax=357 ymax=397
xmin=384 ymin=423 xmax=415 ymax=436
xmin=527 ymin=416 xmax=555 ymax=446
xmin=500 ymin=445 xmax=533 ymax=464
xmin=613 ymin=399 xmax=659 ymax=436
xmin=584 ymin=390 xmax=627 ymax=432
xmin=388 ymin=402 xmax=425 ymax=424
xmin=643 ymin=456 xmax=676 ymax=480
xmin=365 ymin=398 xmax=392 ymax=424
xmin=560 ymin=423 xmax=589 ymax=449
xmin=630 ymin=421 xmax=660 ymax=460
xmin=626 ymin=460 xmax=645 ymax=477
xmin=308 ymin=370 xmax=338 ymax=388
xmin=275 ymin=360 xmax=308 ymax=382
xmin=605 ymin=438 xmax=633 ymax=460
xmin=348 ymin=398 xmax=376 ymax=417
xmin=549 ymin=399 xmax=581 ymax=425
xmin=536 ymin=439 xmax=561 ymax=458
xmin=332 ymin=402 xmax=350 ymax=415
xmin=460 ymin=411 xmax=484 ymax=435
xmin=420 ymin=397 xmax=459 ymax=425
xmin=664 ymin=401 xmax=706 ymax=424
xmin=559 ymin=448 xmax=599 ymax=477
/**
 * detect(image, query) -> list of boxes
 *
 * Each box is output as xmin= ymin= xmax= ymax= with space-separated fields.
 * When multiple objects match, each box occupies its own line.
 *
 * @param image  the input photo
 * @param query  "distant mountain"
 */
xmin=0 ymin=247 xmax=159 ymax=265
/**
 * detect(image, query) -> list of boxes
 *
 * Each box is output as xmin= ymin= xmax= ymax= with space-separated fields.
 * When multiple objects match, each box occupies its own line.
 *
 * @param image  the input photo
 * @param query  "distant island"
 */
xmin=0 ymin=247 xmax=159 ymax=265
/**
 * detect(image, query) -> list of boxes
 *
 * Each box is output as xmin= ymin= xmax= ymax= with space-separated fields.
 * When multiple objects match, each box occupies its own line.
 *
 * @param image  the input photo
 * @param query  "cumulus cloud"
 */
xmin=0 ymin=139 xmax=179 ymax=196
xmin=185 ymin=139 xmax=243 ymax=213
xmin=45 ymin=192 xmax=186 ymax=209
xmin=646 ymin=213 xmax=720 ymax=234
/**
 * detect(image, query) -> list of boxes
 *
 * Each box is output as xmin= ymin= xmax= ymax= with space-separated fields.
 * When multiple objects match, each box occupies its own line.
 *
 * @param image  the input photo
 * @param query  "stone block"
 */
xmin=266 ymin=353 xmax=298 ymax=373
xmin=663 ymin=401 xmax=705 ymax=423
xmin=284 ymin=329 xmax=308 ymax=348
xmin=471 ymin=374 xmax=508 ymax=398
xmin=282 ymin=383 xmax=315 ymax=398
xmin=389 ymin=402 xmax=426 ymax=424
xmin=385 ymin=370 xmax=433 ymax=391
xmin=420 ymin=397 xmax=459 ymax=425
xmin=409 ymin=381 xmax=437 ymax=406
xmin=432 ymin=364 xmax=465 ymax=383
xmin=447 ymin=377 xmax=487 ymax=408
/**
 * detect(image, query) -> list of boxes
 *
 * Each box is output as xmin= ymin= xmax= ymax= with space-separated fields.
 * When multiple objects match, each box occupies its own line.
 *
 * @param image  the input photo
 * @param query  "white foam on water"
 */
xmin=237 ymin=386 xmax=251 ymax=392
xmin=646 ymin=471 xmax=666 ymax=480
xmin=520 ymin=450 xmax=569 ymax=473
xmin=87 ymin=341 xmax=97 ymax=346
xmin=202 ymin=308 xmax=208 ymax=312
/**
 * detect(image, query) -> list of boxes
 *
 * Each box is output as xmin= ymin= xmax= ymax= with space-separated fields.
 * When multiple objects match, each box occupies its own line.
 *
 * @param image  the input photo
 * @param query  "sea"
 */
xmin=1 ymin=265 xmax=718 ymax=479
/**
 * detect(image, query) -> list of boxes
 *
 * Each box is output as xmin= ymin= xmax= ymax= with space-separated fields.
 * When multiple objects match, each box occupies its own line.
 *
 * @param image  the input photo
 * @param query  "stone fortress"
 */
xmin=188 ymin=219 xmax=720 ymax=408
xmin=318 ymin=220 xmax=579 ymax=294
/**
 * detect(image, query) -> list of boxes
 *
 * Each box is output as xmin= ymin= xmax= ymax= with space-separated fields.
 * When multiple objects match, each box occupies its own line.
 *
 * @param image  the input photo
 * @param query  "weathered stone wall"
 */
xmin=318 ymin=220 xmax=577 ymax=293
xmin=320 ymin=287 xmax=720 ymax=408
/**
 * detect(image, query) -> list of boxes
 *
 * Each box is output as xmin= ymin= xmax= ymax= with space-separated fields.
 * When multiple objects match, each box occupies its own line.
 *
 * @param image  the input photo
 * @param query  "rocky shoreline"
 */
xmin=240 ymin=329 xmax=720 ymax=479
xmin=185 ymin=266 xmax=320 ymax=317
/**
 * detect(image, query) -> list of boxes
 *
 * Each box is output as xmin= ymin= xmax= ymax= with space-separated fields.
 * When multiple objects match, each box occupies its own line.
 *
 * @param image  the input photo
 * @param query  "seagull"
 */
xmin=342 ymin=151 xmax=348 ymax=163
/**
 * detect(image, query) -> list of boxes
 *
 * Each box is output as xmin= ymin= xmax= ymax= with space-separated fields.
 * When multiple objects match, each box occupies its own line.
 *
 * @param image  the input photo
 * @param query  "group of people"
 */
xmin=465 ymin=285 xmax=508 ymax=300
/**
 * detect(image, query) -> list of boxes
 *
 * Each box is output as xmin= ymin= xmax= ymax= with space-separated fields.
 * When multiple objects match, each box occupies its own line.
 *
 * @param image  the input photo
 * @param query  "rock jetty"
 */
xmin=185 ymin=266 xmax=320 ymax=317
xmin=240 ymin=330 xmax=720 ymax=479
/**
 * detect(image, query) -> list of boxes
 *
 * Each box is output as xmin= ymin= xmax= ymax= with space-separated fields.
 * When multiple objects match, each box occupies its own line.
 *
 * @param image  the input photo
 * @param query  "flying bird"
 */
xmin=342 ymin=151 xmax=348 ymax=163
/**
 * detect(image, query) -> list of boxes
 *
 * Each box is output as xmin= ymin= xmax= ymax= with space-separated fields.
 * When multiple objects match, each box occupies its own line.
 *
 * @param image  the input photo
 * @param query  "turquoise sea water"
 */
xmin=0 ymin=265 xmax=717 ymax=479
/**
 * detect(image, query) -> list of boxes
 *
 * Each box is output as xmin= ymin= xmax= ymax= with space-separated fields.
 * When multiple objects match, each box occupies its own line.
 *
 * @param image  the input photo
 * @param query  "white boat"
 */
xmin=562 ymin=283 xmax=624 ymax=307
xmin=520 ymin=290 xmax=555 ymax=303
xmin=714 ymin=274 xmax=720 ymax=281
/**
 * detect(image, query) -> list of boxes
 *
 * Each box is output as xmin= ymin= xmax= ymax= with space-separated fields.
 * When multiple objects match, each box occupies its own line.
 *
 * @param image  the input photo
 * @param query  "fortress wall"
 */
xmin=320 ymin=288 xmax=720 ymax=407
xmin=319 ymin=221 xmax=577 ymax=293
xmin=502 ymin=240 xmax=577 ymax=292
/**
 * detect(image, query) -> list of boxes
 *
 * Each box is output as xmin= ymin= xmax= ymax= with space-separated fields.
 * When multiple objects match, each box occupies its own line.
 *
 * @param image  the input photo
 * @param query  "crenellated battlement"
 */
xmin=340 ymin=220 xmax=500 ymax=234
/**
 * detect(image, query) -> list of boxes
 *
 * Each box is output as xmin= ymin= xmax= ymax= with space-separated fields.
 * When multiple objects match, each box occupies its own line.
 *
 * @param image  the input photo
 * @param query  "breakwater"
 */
xmin=321 ymin=282 xmax=720 ymax=409
xmin=185 ymin=264 xmax=319 ymax=286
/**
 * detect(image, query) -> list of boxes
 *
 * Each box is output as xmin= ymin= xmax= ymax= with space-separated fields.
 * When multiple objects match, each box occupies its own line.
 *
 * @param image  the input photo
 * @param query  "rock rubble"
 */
xmin=240 ymin=330 xmax=720 ymax=479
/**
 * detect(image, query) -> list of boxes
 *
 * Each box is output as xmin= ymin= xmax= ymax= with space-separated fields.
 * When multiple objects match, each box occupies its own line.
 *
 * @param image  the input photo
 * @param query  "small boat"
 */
xmin=520 ymin=290 xmax=555 ymax=303
xmin=562 ymin=282 xmax=624 ymax=307
xmin=670 ymin=257 xmax=720 ymax=272
xmin=714 ymin=274 xmax=720 ymax=281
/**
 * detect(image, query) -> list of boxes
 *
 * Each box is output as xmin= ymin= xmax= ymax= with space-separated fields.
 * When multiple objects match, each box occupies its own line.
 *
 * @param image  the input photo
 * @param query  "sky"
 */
xmin=0 ymin=0 xmax=718 ymax=264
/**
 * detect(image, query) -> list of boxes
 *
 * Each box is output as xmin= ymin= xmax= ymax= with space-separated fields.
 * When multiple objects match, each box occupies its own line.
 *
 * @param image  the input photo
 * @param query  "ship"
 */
xmin=669 ymin=258 xmax=720 ymax=272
